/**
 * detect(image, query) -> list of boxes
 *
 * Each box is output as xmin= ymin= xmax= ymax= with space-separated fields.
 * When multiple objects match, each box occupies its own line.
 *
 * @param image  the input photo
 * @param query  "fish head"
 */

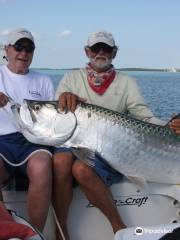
xmin=12 ymin=100 xmax=77 ymax=146
xmin=24 ymin=100 xmax=58 ymax=124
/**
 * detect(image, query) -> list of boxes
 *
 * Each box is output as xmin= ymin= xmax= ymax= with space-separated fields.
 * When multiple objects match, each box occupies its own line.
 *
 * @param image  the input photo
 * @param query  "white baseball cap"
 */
xmin=6 ymin=28 xmax=35 ymax=45
xmin=87 ymin=31 xmax=116 ymax=47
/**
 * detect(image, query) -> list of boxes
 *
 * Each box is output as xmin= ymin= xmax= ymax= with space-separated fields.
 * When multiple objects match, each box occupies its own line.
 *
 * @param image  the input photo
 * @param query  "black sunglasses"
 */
xmin=11 ymin=43 xmax=35 ymax=53
xmin=89 ymin=43 xmax=114 ymax=54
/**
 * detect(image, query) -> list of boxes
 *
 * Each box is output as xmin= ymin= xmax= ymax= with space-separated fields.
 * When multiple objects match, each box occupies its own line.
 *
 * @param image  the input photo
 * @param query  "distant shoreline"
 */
xmin=32 ymin=67 xmax=180 ymax=72
xmin=0 ymin=64 xmax=178 ymax=72
xmin=118 ymin=67 xmax=180 ymax=72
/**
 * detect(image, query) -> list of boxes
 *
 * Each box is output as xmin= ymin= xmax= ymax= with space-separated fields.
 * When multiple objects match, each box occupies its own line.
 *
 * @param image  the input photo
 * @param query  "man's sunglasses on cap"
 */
xmin=10 ymin=43 xmax=35 ymax=53
xmin=89 ymin=43 xmax=115 ymax=54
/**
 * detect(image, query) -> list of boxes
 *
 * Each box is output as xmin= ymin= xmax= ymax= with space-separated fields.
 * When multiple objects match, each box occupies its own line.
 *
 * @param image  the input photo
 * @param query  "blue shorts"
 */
xmin=54 ymin=147 xmax=123 ymax=186
xmin=0 ymin=132 xmax=52 ymax=176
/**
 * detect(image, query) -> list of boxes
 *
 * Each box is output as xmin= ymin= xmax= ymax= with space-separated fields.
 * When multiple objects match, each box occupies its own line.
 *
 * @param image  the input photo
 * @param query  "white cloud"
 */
xmin=58 ymin=30 xmax=72 ymax=38
xmin=0 ymin=29 xmax=10 ymax=36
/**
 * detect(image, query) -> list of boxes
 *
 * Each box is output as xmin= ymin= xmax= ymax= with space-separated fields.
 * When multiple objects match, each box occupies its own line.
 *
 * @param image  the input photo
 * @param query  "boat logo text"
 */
xmin=87 ymin=196 xmax=148 ymax=208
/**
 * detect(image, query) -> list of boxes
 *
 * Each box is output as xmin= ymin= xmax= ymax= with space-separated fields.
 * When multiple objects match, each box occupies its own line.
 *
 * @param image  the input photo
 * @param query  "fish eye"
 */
xmin=33 ymin=104 xmax=41 ymax=111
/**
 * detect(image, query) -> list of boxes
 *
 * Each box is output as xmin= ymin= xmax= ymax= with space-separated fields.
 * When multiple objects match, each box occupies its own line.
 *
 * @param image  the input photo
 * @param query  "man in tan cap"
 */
xmin=53 ymin=30 xmax=180 ymax=239
xmin=0 ymin=28 xmax=54 ymax=232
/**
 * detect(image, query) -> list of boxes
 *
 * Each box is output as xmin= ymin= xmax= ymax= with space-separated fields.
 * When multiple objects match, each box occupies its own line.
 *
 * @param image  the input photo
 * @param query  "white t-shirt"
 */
xmin=0 ymin=65 xmax=54 ymax=135
xmin=55 ymin=68 xmax=165 ymax=125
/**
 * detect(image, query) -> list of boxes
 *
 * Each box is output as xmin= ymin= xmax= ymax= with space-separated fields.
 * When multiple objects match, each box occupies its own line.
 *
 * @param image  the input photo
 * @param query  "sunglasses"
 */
xmin=89 ymin=43 xmax=114 ymax=54
xmin=11 ymin=43 xmax=35 ymax=53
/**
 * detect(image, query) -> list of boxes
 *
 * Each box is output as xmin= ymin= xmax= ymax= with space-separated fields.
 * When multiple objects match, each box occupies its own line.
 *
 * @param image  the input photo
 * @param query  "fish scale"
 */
xmin=11 ymin=100 xmax=180 ymax=184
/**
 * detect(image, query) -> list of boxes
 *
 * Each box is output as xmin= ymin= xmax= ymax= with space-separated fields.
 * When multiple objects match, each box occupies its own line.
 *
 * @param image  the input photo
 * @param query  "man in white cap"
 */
xmin=53 ymin=30 xmax=180 ymax=239
xmin=0 ymin=28 xmax=54 ymax=232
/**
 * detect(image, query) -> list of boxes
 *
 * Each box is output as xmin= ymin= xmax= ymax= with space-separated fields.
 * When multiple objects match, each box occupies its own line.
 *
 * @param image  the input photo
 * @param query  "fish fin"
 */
xmin=126 ymin=175 xmax=147 ymax=188
xmin=71 ymin=147 xmax=96 ymax=167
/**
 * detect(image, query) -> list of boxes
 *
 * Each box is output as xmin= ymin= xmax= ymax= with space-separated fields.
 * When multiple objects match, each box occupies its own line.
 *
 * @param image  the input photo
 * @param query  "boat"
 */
xmin=2 ymin=176 xmax=180 ymax=240
xmin=169 ymin=67 xmax=177 ymax=72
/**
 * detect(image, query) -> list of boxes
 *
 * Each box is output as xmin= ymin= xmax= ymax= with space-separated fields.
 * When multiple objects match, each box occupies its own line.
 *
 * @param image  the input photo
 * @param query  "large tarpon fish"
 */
xmin=11 ymin=100 xmax=180 ymax=184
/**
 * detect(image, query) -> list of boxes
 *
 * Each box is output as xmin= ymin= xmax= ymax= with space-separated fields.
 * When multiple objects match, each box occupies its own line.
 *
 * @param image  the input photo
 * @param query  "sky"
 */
xmin=0 ymin=0 xmax=180 ymax=69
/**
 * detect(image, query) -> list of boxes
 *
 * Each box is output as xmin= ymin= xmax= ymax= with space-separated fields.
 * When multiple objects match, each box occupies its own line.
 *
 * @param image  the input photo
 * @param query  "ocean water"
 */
xmin=36 ymin=69 xmax=180 ymax=121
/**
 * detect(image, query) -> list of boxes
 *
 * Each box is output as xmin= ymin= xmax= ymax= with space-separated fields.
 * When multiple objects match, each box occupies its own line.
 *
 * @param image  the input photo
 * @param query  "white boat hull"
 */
xmin=3 ymin=178 xmax=180 ymax=240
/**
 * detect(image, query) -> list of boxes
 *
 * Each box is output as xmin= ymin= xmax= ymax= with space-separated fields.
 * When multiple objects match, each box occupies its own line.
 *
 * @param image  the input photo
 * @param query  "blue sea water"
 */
xmin=36 ymin=69 xmax=180 ymax=121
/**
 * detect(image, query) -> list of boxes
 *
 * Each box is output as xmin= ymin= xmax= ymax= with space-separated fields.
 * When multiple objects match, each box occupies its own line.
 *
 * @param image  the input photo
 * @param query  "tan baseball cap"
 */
xmin=87 ymin=31 xmax=116 ymax=47
xmin=6 ymin=28 xmax=34 ymax=45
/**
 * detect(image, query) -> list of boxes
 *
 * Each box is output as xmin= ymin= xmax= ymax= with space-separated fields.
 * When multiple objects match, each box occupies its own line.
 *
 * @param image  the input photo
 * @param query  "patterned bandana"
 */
xmin=86 ymin=63 xmax=116 ymax=95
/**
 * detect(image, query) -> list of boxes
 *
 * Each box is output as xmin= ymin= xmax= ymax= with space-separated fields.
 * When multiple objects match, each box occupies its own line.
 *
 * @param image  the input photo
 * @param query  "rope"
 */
xmin=52 ymin=206 xmax=66 ymax=240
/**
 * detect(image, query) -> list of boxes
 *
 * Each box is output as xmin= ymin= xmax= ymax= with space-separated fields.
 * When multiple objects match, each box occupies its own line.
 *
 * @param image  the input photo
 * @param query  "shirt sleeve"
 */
xmin=126 ymin=77 xmax=166 ymax=126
